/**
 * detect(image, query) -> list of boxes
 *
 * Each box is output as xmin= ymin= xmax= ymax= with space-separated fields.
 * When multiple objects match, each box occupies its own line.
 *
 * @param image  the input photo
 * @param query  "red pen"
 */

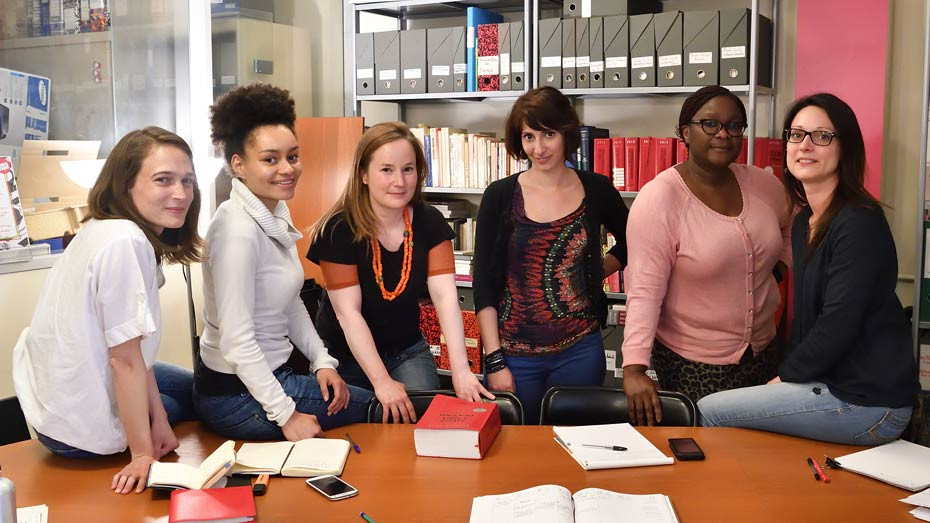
xmin=806 ymin=457 xmax=821 ymax=481
xmin=810 ymin=458 xmax=830 ymax=483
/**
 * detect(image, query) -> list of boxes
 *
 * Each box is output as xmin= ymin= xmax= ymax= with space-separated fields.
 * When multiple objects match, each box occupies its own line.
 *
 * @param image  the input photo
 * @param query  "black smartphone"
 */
xmin=668 ymin=438 xmax=705 ymax=461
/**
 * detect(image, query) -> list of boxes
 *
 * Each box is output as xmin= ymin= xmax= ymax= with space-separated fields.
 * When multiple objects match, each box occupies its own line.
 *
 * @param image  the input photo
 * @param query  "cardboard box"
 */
xmin=17 ymin=140 xmax=100 ymax=213
xmin=24 ymin=204 xmax=87 ymax=240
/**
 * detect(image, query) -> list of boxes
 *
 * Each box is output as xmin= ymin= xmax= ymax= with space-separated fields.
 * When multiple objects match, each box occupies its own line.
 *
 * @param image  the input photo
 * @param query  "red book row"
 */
xmin=592 ymin=137 xmax=785 ymax=192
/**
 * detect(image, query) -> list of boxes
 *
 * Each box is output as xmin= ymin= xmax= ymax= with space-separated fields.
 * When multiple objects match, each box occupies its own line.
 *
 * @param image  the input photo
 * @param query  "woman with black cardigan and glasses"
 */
xmin=698 ymin=93 xmax=919 ymax=445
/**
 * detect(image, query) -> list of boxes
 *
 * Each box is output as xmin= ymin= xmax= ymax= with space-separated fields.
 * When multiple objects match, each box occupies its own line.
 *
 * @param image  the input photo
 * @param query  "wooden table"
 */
xmin=0 ymin=422 xmax=917 ymax=522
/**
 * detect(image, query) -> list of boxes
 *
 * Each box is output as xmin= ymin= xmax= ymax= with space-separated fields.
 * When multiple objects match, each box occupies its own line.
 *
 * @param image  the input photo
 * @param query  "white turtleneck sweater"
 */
xmin=199 ymin=178 xmax=338 ymax=427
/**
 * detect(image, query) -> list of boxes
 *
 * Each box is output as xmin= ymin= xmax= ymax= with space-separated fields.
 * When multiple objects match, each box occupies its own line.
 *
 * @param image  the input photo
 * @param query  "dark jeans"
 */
xmin=336 ymin=338 xmax=441 ymax=392
xmin=194 ymin=366 xmax=372 ymax=440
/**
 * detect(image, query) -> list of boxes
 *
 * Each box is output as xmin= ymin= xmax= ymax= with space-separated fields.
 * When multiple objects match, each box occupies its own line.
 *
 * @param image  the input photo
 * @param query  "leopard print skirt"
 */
xmin=651 ymin=337 xmax=782 ymax=403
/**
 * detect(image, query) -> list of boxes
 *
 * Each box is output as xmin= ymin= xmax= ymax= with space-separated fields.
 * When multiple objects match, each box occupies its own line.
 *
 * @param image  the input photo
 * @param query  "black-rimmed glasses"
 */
xmin=689 ymin=119 xmax=747 ymax=137
xmin=784 ymin=128 xmax=839 ymax=146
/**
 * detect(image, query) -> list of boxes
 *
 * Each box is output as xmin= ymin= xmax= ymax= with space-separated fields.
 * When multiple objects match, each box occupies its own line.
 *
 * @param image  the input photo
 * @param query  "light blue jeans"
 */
xmin=194 ymin=366 xmax=373 ymax=440
xmin=38 ymin=361 xmax=197 ymax=458
xmin=337 ymin=338 xmax=441 ymax=392
xmin=698 ymin=381 xmax=913 ymax=445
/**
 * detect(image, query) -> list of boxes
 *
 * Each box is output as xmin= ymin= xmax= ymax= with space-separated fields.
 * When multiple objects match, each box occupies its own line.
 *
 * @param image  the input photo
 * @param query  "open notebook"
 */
xmin=469 ymin=484 xmax=678 ymax=523
xmin=553 ymin=423 xmax=674 ymax=470
xmin=148 ymin=440 xmax=236 ymax=490
xmin=835 ymin=439 xmax=930 ymax=491
xmin=230 ymin=438 xmax=351 ymax=477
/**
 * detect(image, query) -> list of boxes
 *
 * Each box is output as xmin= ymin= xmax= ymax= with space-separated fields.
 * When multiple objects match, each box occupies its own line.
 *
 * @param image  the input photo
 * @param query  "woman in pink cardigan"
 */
xmin=621 ymin=85 xmax=791 ymax=425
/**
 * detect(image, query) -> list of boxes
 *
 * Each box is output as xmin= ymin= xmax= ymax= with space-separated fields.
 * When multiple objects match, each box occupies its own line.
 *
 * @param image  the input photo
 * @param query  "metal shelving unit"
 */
xmin=913 ymin=3 xmax=930 ymax=358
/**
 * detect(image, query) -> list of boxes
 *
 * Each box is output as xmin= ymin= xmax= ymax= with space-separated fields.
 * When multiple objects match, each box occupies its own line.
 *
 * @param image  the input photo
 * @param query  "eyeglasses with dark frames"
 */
xmin=784 ymin=128 xmax=839 ymax=146
xmin=689 ymin=119 xmax=748 ymax=137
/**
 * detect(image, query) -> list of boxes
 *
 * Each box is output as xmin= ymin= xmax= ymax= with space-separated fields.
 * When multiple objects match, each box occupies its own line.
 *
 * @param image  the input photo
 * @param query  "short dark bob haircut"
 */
xmin=504 ymin=86 xmax=580 ymax=162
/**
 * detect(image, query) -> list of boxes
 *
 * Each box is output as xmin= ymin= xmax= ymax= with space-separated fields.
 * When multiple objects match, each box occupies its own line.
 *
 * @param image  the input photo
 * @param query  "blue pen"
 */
xmin=346 ymin=433 xmax=361 ymax=454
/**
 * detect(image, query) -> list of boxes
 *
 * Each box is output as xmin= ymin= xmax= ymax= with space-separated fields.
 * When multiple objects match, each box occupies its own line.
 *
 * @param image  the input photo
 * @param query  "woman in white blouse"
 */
xmin=13 ymin=127 xmax=203 ymax=494
xmin=195 ymin=83 xmax=372 ymax=441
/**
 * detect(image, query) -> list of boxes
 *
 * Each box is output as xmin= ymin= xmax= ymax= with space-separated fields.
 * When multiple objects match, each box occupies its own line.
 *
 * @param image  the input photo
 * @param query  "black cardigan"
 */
xmin=780 ymin=204 xmax=919 ymax=408
xmin=472 ymin=169 xmax=629 ymax=328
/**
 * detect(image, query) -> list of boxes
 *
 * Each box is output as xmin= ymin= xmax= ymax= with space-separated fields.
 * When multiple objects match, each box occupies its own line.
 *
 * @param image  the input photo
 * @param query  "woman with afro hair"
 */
xmin=195 ymin=83 xmax=372 ymax=441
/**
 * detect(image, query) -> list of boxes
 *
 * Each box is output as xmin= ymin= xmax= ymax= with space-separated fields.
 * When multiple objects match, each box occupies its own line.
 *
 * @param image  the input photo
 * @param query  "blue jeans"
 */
xmin=337 ymin=338 xmax=440 ymax=392
xmin=37 ymin=361 xmax=196 ymax=458
xmin=499 ymin=330 xmax=606 ymax=425
xmin=698 ymin=381 xmax=913 ymax=445
xmin=194 ymin=366 xmax=373 ymax=440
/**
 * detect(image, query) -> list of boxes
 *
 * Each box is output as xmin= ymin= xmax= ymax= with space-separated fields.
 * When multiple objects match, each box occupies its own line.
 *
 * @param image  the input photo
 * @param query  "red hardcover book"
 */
xmin=676 ymin=138 xmax=688 ymax=163
xmin=637 ymin=137 xmax=655 ymax=189
xmin=477 ymin=23 xmax=500 ymax=91
xmin=593 ymin=138 xmax=611 ymax=178
xmin=414 ymin=395 xmax=502 ymax=459
xmin=419 ymin=304 xmax=482 ymax=374
xmin=169 ymin=486 xmax=256 ymax=523
xmin=753 ymin=137 xmax=784 ymax=179
xmin=737 ymin=139 xmax=748 ymax=165
xmin=653 ymin=137 xmax=674 ymax=176
xmin=610 ymin=137 xmax=626 ymax=190
xmin=624 ymin=137 xmax=640 ymax=191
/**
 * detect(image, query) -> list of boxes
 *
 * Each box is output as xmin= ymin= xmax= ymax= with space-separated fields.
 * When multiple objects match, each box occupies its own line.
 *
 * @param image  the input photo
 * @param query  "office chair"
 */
xmin=539 ymin=386 xmax=697 ymax=427
xmin=367 ymin=389 xmax=524 ymax=425
xmin=0 ymin=396 xmax=31 ymax=445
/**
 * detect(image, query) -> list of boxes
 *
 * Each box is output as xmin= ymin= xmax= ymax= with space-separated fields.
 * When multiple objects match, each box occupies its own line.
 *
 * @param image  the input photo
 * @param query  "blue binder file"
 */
xmin=466 ymin=7 xmax=503 ymax=92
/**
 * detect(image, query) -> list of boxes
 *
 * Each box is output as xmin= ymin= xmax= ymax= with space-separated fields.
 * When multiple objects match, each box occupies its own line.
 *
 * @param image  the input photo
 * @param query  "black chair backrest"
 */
xmin=0 ymin=396 xmax=31 ymax=445
xmin=367 ymin=390 xmax=524 ymax=425
xmin=539 ymin=386 xmax=696 ymax=427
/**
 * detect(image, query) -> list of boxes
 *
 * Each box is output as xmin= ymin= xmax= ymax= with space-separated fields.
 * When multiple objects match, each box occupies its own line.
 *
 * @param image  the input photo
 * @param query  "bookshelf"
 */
xmin=914 ymin=6 xmax=930 ymax=348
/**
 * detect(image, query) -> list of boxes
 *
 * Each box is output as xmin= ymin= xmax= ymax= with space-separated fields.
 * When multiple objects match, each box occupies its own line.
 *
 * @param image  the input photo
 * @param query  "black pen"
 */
xmin=580 ymin=443 xmax=628 ymax=451
xmin=807 ymin=457 xmax=821 ymax=481
xmin=346 ymin=433 xmax=361 ymax=454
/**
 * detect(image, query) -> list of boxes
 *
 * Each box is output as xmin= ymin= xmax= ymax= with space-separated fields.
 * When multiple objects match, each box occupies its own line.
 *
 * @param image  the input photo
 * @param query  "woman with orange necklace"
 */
xmin=308 ymin=122 xmax=492 ymax=423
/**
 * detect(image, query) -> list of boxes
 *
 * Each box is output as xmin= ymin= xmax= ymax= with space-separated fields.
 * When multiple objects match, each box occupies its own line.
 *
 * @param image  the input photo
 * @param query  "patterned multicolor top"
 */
xmin=498 ymin=183 xmax=599 ymax=355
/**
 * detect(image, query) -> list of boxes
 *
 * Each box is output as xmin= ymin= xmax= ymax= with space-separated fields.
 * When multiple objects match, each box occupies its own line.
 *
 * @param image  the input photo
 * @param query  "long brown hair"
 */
xmin=309 ymin=122 xmax=428 ymax=244
xmin=781 ymin=93 xmax=880 ymax=254
xmin=85 ymin=126 xmax=203 ymax=264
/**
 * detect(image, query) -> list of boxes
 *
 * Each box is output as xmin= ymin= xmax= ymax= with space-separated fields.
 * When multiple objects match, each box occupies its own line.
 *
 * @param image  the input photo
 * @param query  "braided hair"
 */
xmin=675 ymin=85 xmax=747 ymax=143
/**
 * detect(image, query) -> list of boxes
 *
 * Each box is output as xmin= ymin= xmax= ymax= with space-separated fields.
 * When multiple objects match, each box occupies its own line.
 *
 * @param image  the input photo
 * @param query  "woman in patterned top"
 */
xmin=472 ymin=86 xmax=629 ymax=424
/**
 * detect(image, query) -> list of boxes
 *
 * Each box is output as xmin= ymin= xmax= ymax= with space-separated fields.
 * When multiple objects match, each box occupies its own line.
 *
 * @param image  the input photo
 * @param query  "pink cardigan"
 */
xmin=621 ymin=164 xmax=791 ymax=367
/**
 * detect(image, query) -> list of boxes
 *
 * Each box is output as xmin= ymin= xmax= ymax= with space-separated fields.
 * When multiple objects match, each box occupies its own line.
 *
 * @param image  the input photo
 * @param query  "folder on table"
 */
xmin=629 ymin=14 xmax=655 ymax=87
xmin=427 ymin=27 xmax=454 ymax=93
xmin=562 ymin=18 xmax=576 ymax=89
xmin=683 ymin=10 xmax=719 ymax=86
xmin=510 ymin=21 xmax=525 ymax=90
xmin=539 ymin=18 xmax=562 ymax=88
xmin=355 ymin=32 xmax=375 ymax=95
xmin=654 ymin=11 xmax=683 ymax=87
xmin=497 ymin=22 xmax=511 ymax=90
xmin=374 ymin=30 xmax=400 ymax=95
xmin=604 ymin=15 xmax=629 ymax=88
xmin=401 ymin=29 xmax=427 ymax=94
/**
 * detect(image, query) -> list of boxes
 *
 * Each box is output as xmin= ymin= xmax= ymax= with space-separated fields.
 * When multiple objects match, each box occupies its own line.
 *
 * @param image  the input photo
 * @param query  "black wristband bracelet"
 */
xmin=484 ymin=350 xmax=507 ymax=374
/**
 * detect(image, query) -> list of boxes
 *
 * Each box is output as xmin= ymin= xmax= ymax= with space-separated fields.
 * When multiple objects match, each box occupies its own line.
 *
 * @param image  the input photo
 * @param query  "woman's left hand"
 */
xmin=316 ymin=368 xmax=350 ymax=415
xmin=452 ymin=370 xmax=495 ymax=403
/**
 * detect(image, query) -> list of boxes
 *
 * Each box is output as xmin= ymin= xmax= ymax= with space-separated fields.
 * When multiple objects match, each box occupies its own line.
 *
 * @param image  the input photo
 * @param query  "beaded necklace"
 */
xmin=371 ymin=206 xmax=413 ymax=301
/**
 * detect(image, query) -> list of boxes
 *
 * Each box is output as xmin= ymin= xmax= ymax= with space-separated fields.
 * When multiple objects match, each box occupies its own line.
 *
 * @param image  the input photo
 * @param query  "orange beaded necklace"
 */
xmin=371 ymin=206 xmax=413 ymax=301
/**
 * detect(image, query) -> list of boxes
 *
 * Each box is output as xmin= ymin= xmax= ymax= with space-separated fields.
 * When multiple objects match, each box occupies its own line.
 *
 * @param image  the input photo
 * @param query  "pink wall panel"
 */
xmin=795 ymin=0 xmax=889 ymax=197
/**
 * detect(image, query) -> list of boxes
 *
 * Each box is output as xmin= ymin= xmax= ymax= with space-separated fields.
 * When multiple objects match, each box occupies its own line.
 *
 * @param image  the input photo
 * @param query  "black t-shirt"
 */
xmin=306 ymin=202 xmax=455 ymax=359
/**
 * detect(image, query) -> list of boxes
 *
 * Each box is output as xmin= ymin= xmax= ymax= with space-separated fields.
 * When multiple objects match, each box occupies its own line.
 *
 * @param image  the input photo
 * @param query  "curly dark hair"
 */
xmin=209 ymin=83 xmax=297 ymax=164
xmin=675 ymin=85 xmax=747 ymax=142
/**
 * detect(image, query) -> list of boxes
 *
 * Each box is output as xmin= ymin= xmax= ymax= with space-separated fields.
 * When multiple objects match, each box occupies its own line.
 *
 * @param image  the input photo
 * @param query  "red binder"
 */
xmin=675 ymin=138 xmax=688 ymax=163
xmin=753 ymin=138 xmax=784 ymax=179
xmin=593 ymin=138 xmax=612 ymax=178
xmin=737 ymin=139 xmax=748 ymax=165
xmin=637 ymin=137 xmax=655 ymax=189
xmin=477 ymin=24 xmax=500 ymax=91
xmin=610 ymin=138 xmax=626 ymax=190
xmin=653 ymin=137 xmax=674 ymax=177
xmin=169 ymin=486 xmax=256 ymax=523
xmin=624 ymin=137 xmax=640 ymax=191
